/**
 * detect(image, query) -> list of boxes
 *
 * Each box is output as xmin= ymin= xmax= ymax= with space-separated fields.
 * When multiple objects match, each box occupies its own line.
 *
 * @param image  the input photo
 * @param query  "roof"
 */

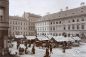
xmin=72 ymin=37 xmax=81 ymax=40
xmin=26 ymin=36 xmax=36 ymax=40
xmin=15 ymin=35 xmax=24 ymax=38
xmin=47 ymin=35 xmax=54 ymax=39
xmin=9 ymin=16 xmax=27 ymax=21
xmin=36 ymin=6 xmax=86 ymax=22
xmin=37 ymin=35 xmax=49 ymax=41
xmin=53 ymin=36 xmax=74 ymax=42
xmin=23 ymin=12 xmax=41 ymax=18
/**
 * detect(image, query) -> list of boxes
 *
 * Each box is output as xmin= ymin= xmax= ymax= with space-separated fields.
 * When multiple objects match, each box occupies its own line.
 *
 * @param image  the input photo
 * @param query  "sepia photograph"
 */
xmin=0 ymin=0 xmax=86 ymax=57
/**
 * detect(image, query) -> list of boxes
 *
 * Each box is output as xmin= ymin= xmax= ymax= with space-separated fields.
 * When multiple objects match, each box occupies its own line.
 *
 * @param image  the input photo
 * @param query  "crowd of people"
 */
xmin=7 ymin=36 xmax=80 ymax=57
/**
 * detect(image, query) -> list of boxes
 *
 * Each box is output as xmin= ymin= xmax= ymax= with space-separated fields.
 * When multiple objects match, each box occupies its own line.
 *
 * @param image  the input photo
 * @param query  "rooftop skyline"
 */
xmin=9 ymin=0 xmax=86 ymax=16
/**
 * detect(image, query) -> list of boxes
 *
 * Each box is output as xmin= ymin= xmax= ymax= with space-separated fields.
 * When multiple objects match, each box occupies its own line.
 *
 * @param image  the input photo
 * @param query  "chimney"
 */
xmin=66 ymin=6 xmax=69 ymax=10
xmin=80 ymin=2 xmax=85 ymax=6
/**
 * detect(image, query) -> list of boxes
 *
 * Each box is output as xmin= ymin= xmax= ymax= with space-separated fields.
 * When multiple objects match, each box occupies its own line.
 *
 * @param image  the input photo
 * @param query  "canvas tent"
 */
xmin=26 ymin=36 xmax=36 ymax=40
xmin=37 ymin=35 xmax=49 ymax=41
xmin=15 ymin=35 xmax=24 ymax=39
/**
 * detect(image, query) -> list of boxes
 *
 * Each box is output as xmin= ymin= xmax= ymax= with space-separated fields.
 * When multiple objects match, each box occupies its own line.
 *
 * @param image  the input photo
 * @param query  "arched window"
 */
xmin=72 ymin=24 xmax=74 ymax=30
xmin=51 ymin=22 xmax=52 ymax=24
xmin=81 ymin=24 xmax=84 ymax=29
xmin=72 ymin=19 xmax=75 ymax=22
xmin=77 ymin=25 xmax=79 ymax=29
xmin=59 ymin=21 xmax=61 ymax=24
xmin=81 ymin=18 xmax=84 ymax=21
xmin=64 ymin=27 xmax=66 ymax=30
xmin=68 ymin=25 xmax=70 ymax=30
xmin=53 ymin=27 xmax=55 ymax=31
xmin=68 ymin=34 xmax=70 ymax=37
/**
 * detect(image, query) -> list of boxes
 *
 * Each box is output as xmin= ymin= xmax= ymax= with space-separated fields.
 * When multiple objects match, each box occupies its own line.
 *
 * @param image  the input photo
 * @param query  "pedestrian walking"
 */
xmin=50 ymin=45 xmax=52 ymax=54
xmin=25 ymin=48 xmax=28 ymax=54
xmin=62 ymin=41 xmax=66 ymax=53
xmin=31 ymin=46 xmax=35 ymax=54
xmin=44 ymin=48 xmax=50 ymax=57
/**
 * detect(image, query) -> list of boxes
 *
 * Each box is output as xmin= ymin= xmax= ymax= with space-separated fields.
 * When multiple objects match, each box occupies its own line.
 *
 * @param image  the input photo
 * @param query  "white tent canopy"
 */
xmin=72 ymin=37 xmax=81 ymax=41
xmin=26 ymin=36 xmax=36 ymax=40
xmin=37 ymin=35 xmax=49 ymax=41
xmin=53 ymin=36 xmax=66 ymax=42
xmin=47 ymin=35 xmax=54 ymax=39
xmin=65 ymin=37 xmax=75 ymax=42
xmin=15 ymin=35 xmax=24 ymax=38
xmin=53 ymin=36 xmax=75 ymax=42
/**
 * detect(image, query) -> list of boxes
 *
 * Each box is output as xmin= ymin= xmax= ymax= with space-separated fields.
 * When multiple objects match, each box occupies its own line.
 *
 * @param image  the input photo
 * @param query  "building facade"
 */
xmin=9 ymin=13 xmax=41 ymax=36
xmin=23 ymin=12 xmax=41 ymax=36
xmin=9 ymin=16 xmax=29 ymax=36
xmin=0 ymin=0 xmax=9 ymax=54
xmin=35 ymin=6 xmax=86 ymax=38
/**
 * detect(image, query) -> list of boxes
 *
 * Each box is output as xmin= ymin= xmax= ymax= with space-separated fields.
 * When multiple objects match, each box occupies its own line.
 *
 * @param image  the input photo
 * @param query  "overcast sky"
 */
xmin=9 ymin=0 xmax=86 ymax=16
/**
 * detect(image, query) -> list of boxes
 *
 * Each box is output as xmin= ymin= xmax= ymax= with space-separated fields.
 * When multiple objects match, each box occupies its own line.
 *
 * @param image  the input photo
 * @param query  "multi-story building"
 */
xmin=0 ymin=0 xmax=9 ymax=54
xmin=9 ymin=12 xmax=41 ymax=36
xmin=23 ymin=12 xmax=41 ymax=36
xmin=35 ymin=6 xmax=86 ymax=38
xmin=9 ymin=16 xmax=29 ymax=36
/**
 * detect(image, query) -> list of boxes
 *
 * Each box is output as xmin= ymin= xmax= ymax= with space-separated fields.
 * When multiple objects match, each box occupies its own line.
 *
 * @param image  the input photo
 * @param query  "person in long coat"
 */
xmin=62 ymin=41 xmax=67 ymax=53
xmin=32 ymin=46 xmax=35 ymax=54
xmin=44 ymin=48 xmax=50 ymax=57
xmin=50 ymin=44 xmax=53 ymax=54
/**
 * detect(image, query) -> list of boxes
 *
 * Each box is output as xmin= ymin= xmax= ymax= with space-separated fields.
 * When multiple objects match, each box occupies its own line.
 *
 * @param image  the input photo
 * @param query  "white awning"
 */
xmin=26 ymin=36 xmax=36 ymax=40
xmin=72 ymin=37 xmax=81 ymax=41
xmin=15 ymin=35 xmax=24 ymax=38
xmin=53 ymin=36 xmax=74 ymax=42
xmin=37 ymin=35 xmax=49 ymax=41
xmin=47 ymin=35 xmax=54 ymax=39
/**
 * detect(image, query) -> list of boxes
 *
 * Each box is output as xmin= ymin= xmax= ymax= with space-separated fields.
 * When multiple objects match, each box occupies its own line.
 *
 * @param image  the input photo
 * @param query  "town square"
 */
xmin=0 ymin=0 xmax=86 ymax=57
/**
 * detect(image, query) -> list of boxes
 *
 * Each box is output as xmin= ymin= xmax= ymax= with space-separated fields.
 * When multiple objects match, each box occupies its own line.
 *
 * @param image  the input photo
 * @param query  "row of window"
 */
xmin=50 ymin=24 xmax=85 ymax=31
xmin=50 ymin=18 xmax=85 ymax=25
xmin=10 ymin=21 xmax=28 ymax=25
xmin=11 ymin=32 xmax=35 ymax=36
xmin=69 ymin=18 xmax=84 ymax=23
xmin=37 ymin=27 xmax=49 ymax=31
xmin=11 ymin=26 xmax=35 ymax=31
xmin=37 ymin=24 xmax=85 ymax=31
xmin=66 ymin=24 xmax=85 ymax=30
xmin=51 ymin=21 xmax=61 ymax=24
xmin=37 ymin=33 xmax=79 ymax=37
xmin=0 ymin=16 xmax=3 ymax=21
xmin=12 ymin=26 xmax=28 ymax=30
xmin=36 ymin=22 xmax=49 ymax=26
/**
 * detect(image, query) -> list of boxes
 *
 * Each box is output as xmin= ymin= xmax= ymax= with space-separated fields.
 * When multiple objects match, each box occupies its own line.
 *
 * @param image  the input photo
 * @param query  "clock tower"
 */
xmin=0 ymin=0 xmax=9 ymax=55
